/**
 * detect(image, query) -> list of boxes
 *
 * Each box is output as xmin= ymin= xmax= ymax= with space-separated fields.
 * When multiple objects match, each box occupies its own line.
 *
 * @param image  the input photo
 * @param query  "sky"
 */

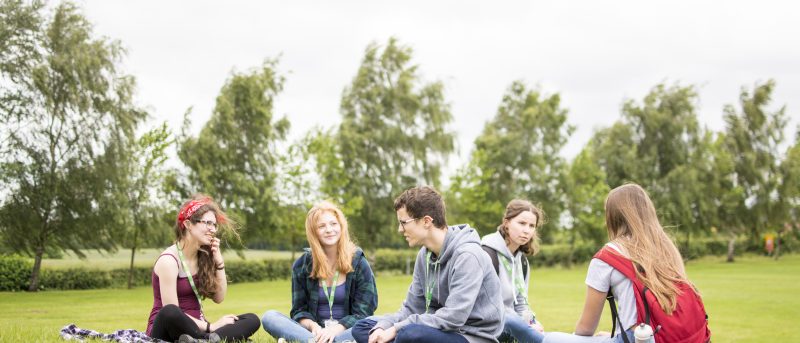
xmin=79 ymin=0 xmax=799 ymax=177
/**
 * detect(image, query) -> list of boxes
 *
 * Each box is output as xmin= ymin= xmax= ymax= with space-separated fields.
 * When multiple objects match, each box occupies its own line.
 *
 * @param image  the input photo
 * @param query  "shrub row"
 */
xmin=0 ymin=255 xmax=294 ymax=291
xmin=0 ymin=237 xmax=767 ymax=291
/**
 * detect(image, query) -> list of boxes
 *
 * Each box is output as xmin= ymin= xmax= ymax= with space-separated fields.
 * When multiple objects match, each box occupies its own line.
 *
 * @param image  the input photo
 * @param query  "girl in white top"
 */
xmin=544 ymin=183 xmax=697 ymax=343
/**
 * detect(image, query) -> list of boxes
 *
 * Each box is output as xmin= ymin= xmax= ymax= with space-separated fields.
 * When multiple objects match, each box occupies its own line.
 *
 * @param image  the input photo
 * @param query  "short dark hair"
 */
xmin=394 ymin=186 xmax=447 ymax=229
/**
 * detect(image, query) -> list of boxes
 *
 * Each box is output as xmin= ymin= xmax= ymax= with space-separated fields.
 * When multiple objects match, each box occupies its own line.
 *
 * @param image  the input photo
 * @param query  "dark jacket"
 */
xmin=290 ymin=247 xmax=378 ymax=328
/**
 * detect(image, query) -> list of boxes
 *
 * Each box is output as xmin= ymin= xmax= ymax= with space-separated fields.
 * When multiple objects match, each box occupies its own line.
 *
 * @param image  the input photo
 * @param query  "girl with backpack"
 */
xmin=543 ymin=183 xmax=710 ymax=343
xmin=261 ymin=201 xmax=378 ymax=343
xmin=481 ymin=199 xmax=546 ymax=343
xmin=146 ymin=194 xmax=260 ymax=343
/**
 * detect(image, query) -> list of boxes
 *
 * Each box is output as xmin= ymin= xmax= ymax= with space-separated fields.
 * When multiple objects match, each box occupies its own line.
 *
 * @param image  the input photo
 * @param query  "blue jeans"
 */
xmin=542 ymin=329 xmax=634 ymax=343
xmin=499 ymin=314 xmax=544 ymax=343
xmin=261 ymin=310 xmax=355 ymax=342
xmin=352 ymin=318 xmax=468 ymax=343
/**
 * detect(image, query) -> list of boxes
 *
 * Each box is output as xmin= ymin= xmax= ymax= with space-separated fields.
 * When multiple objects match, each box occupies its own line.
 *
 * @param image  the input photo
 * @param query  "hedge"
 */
xmin=0 ymin=255 xmax=32 ymax=291
xmin=0 ymin=237 xmax=775 ymax=291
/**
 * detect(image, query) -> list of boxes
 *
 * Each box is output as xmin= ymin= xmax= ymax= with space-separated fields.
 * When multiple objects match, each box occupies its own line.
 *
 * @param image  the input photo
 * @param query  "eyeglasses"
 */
xmin=399 ymin=218 xmax=418 ymax=230
xmin=193 ymin=219 xmax=217 ymax=229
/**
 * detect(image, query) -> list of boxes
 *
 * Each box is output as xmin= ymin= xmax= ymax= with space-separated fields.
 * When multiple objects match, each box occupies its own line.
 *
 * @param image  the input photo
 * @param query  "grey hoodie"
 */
xmin=481 ymin=231 xmax=531 ymax=317
xmin=374 ymin=224 xmax=504 ymax=343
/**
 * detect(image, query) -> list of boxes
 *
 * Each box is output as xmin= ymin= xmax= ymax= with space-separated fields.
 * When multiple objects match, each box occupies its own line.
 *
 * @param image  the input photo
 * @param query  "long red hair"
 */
xmin=305 ymin=201 xmax=356 ymax=279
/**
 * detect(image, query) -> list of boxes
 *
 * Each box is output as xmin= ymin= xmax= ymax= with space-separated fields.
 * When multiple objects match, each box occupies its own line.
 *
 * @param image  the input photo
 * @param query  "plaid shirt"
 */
xmin=290 ymin=248 xmax=378 ymax=328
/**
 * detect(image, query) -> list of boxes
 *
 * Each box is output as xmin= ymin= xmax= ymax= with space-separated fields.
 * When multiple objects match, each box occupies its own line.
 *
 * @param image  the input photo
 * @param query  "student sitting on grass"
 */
xmin=352 ymin=186 xmax=504 ymax=343
xmin=146 ymin=194 xmax=260 ymax=343
xmin=481 ymin=199 xmax=545 ymax=343
xmin=543 ymin=184 xmax=710 ymax=343
xmin=261 ymin=201 xmax=378 ymax=343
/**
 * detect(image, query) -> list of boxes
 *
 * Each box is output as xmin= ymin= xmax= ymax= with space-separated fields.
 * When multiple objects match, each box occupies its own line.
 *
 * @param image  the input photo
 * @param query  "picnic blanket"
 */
xmin=60 ymin=323 xmax=168 ymax=343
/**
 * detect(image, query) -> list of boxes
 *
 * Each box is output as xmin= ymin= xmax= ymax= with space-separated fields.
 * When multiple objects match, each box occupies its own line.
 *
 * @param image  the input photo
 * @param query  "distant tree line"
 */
xmin=2 ymin=1 xmax=799 ymax=291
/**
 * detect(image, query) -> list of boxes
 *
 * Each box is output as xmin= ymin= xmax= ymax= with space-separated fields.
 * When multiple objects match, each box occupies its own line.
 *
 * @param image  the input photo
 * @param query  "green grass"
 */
xmin=2 ymin=254 xmax=797 ymax=342
xmin=42 ymin=249 xmax=296 ymax=270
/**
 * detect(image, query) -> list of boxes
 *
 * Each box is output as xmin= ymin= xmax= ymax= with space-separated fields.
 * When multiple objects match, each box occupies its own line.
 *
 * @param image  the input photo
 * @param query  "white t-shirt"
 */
xmin=585 ymin=243 xmax=637 ymax=334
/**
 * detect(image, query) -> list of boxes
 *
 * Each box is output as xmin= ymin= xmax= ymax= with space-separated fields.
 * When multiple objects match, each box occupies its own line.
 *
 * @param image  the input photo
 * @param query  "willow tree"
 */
xmin=313 ymin=38 xmax=455 ymax=249
xmin=0 ymin=1 xmax=145 ymax=290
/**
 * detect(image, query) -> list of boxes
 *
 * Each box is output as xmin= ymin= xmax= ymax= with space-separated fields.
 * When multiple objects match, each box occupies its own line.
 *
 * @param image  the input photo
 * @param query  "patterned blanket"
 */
xmin=60 ymin=324 xmax=168 ymax=343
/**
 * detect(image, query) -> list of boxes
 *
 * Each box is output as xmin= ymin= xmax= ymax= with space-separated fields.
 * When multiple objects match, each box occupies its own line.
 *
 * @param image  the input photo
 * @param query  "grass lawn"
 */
xmin=1 ymin=254 xmax=797 ymax=342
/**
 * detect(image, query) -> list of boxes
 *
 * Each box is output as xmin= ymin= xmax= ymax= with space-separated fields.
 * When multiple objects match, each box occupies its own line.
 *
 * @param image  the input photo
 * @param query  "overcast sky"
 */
xmin=80 ymin=0 xmax=799 ymax=176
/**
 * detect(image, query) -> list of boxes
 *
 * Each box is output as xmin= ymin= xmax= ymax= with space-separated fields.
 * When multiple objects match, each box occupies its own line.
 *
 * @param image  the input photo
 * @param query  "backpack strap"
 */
xmin=594 ymin=246 xmax=643 ymax=341
xmin=521 ymin=254 xmax=529 ymax=280
xmin=481 ymin=245 xmax=500 ymax=276
xmin=607 ymin=291 xmax=631 ymax=343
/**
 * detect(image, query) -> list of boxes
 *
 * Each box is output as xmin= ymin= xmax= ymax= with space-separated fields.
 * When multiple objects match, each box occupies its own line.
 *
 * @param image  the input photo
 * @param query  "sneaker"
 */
xmin=177 ymin=333 xmax=221 ymax=343
xmin=178 ymin=334 xmax=198 ymax=343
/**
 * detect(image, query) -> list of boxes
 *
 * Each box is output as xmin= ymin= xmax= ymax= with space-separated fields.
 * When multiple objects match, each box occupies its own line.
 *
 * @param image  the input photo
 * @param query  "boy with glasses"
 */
xmin=352 ymin=186 xmax=504 ymax=343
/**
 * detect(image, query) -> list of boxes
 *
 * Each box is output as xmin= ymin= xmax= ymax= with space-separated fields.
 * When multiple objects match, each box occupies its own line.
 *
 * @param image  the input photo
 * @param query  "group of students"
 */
xmin=146 ymin=184 xmax=710 ymax=343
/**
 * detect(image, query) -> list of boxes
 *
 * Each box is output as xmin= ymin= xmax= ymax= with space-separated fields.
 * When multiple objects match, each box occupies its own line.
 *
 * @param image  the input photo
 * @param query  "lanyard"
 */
xmin=322 ymin=271 xmax=340 ymax=320
xmin=498 ymin=253 xmax=527 ymax=304
xmin=424 ymin=251 xmax=438 ymax=313
xmin=175 ymin=243 xmax=205 ymax=319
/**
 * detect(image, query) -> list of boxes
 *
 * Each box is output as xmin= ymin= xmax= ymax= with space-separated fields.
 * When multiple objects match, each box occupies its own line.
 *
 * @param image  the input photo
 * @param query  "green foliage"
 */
xmin=0 ymin=254 xmax=32 ymax=291
xmin=448 ymin=81 xmax=574 ymax=241
xmin=723 ymin=80 xmax=788 ymax=246
xmin=268 ymin=136 xmax=321 ymax=252
xmin=592 ymin=83 xmax=714 ymax=249
xmin=313 ymin=38 xmax=455 ymax=249
xmin=563 ymin=147 xmax=609 ymax=248
xmin=0 ymin=1 xmax=146 ymax=291
xmin=111 ymin=123 xmax=175 ymax=288
xmin=178 ymin=59 xmax=290 ymax=244
xmin=225 ymin=259 xmax=293 ymax=284
xmin=372 ymin=248 xmax=418 ymax=273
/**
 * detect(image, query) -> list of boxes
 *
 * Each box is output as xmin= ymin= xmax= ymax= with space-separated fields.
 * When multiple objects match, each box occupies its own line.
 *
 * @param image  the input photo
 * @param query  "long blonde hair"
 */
xmin=605 ymin=183 xmax=696 ymax=314
xmin=305 ymin=201 xmax=356 ymax=280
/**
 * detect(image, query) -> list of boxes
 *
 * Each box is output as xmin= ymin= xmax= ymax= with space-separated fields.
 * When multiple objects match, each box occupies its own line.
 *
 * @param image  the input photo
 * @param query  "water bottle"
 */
xmin=633 ymin=323 xmax=654 ymax=343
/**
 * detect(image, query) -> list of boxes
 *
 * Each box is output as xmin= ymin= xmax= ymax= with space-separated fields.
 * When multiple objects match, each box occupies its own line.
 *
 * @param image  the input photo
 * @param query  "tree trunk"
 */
xmin=127 ymin=247 xmax=136 ymax=289
xmin=773 ymin=232 xmax=782 ymax=261
xmin=726 ymin=236 xmax=736 ymax=263
xmin=567 ymin=224 xmax=577 ymax=267
xmin=28 ymin=245 xmax=44 ymax=291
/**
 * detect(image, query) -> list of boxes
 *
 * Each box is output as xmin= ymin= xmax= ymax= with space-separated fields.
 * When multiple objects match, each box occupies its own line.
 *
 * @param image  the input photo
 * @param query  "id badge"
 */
xmin=324 ymin=319 xmax=338 ymax=328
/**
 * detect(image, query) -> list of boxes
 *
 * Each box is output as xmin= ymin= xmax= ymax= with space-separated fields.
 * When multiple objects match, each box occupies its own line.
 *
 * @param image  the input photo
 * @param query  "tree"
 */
xmin=119 ymin=123 xmax=173 ymax=288
xmin=273 ymin=134 xmax=322 ymax=257
xmin=0 ymin=1 xmax=145 ymax=290
xmin=448 ymin=81 xmax=574 ymax=241
xmin=563 ymin=147 xmax=609 ymax=252
xmin=178 ymin=59 xmax=290 ymax=246
xmin=775 ymin=130 xmax=800 ymax=259
xmin=722 ymin=80 xmax=787 ymax=248
xmin=703 ymin=132 xmax=746 ymax=262
xmin=314 ymin=38 xmax=455 ymax=249
xmin=592 ymin=83 xmax=710 ymax=253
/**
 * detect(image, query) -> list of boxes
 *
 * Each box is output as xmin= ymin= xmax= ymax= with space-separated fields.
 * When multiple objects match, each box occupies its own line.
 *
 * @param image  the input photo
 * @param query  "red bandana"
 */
xmin=177 ymin=199 xmax=208 ymax=229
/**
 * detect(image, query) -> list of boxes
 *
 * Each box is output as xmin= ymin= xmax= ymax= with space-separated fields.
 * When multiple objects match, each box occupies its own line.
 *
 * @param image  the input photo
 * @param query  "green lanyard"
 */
xmin=322 ymin=271 xmax=340 ymax=320
xmin=176 ymin=243 xmax=205 ymax=319
xmin=498 ymin=253 xmax=527 ymax=304
xmin=424 ymin=251 xmax=439 ymax=313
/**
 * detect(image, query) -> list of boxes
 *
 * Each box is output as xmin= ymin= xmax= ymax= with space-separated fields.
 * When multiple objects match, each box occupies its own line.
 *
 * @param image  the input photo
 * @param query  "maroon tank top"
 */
xmin=146 ymin=253 xmax=203 ymax=336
